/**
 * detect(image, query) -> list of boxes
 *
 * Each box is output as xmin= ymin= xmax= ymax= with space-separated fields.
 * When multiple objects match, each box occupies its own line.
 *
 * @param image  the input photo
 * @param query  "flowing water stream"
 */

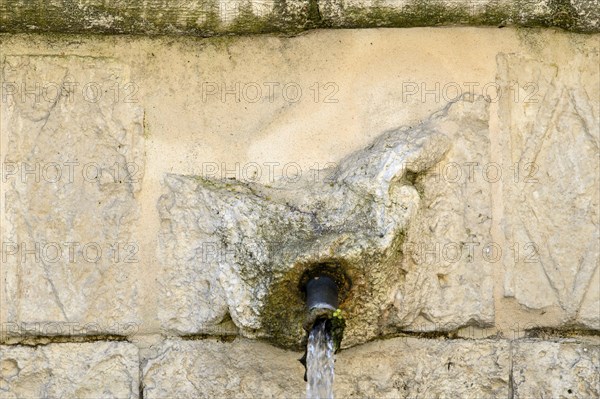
xmin=306 ymin=319 xmax=335 ymax=399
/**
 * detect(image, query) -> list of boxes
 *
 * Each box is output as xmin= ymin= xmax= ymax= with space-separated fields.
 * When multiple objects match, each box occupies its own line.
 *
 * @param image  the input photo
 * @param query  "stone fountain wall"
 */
xmin=0 ymin=13 xmax=599 ymax=399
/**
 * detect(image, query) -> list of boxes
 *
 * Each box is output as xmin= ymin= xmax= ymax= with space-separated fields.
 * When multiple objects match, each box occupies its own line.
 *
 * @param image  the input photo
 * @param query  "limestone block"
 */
xmin=1 ymin=55 xmax=145 ymax=335
xmin=142 ymin=338 xmax=304 ymax=398
xmin=0 ymin=341 xmax=139 ymax=399
xmin=335 ymin=337 xmax=510 ymax=398
xmin=512 ymin=340 xmax=600 ymax=398
xmin=156 ymin=176 xmax=230 ymax=334
xmin=142 ymin=337 xmax=510 ymax=398
xmin=497 ymin=53 xmax=600 ymax=329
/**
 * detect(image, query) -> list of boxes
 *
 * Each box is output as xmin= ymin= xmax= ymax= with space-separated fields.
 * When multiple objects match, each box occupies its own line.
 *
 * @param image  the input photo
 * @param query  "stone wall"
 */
xmin=1 ymin=27 xmax=599 ymax=397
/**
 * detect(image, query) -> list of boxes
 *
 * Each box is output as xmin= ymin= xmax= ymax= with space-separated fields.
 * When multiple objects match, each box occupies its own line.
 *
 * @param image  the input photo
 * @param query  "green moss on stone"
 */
xmin=325 ymin=0 xmax=596 ymax=32
xmin=227 ymin=2 xmax=279 ymax=34
xmin=1 ymin=0 xmax=596 ymax=35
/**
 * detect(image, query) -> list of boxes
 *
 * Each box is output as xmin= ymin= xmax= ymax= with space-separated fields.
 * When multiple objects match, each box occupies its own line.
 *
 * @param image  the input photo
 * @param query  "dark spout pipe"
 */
xmin=305 ymin=275 xmax=339 ymax=312
xmin=300 ymin=275 xmax=340 ymax=381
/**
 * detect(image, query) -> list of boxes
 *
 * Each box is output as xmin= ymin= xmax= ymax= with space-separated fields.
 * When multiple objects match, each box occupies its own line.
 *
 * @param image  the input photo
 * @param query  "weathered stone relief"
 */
xmin=158 ymin=95 xmax=500 ymax=348
xmin=498 ymin=53 xmax=600 ymax=329
xmin=2 ymin=55 xmax=145 ymax=335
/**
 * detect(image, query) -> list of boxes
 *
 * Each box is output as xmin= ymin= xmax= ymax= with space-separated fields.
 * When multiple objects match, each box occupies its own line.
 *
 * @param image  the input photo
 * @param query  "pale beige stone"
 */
xmin=1 ymin=55 xmax=145 ymax=335
xmin=142 ymin=338 xmax=304 ymax=399
xmin=512 ymin=340 xmax=600 ymax=398
xmin=0 ymin=29 xmax=598 ymax=345
xmin=0 ymin=341 xmax=139 ymax=399
xmin=0 ymin=27 xmax=597 ymax=398
xmin=336 ymin=337 xmax=510 ymax=398
xmin=498 ymin=52 xmax=600 ymax=329
xmin=388 ymin=95 xmax=496 ymax=332
xmin=142 ymin=337 xmax=510 ymax=398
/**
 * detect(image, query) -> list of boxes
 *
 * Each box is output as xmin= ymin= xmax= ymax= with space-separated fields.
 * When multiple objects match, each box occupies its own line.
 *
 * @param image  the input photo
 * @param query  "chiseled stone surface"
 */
xmin=512 ymin=340 xmax=600 ymax=398
xmin=0 ymin=341 xmax=139 ymax=399
xmin=0 ymin=29 xmax=594 ymax=345
xmin=142 ymin=337 xmax=510 ymax=398
xmin=1 ymin=55 xmax=145 ymax=335
xmin=498 ymin=52 xmax=600 ymax=329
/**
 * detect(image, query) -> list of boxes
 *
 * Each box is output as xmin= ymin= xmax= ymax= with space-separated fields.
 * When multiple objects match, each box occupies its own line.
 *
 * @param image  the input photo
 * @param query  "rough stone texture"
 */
xmin=0 ymin=0 xmax=311 ymax=35
xmin=1 ymin=55 xmax=145 ymax=336
xmin=142 ymin=338 xmax=305 ymax=398
xmin=142 ymin=337 xmax=510 ymax=398
xmin=512 ymin=340 xmax=600 ymax=398
xmin=0 ymin=341 xmax=139 ymax=398
xmin=0 ymin=0 xmax=598 ymax=34
xmin=158 ymin=96 xmax=500 ymax=348
xmin=157 ymin=111 xmax=446 ymax=347
xmin=336 ymin=337 xmax=511 ymax=398
xmin=156 ymin=176 xmax=229 ymax=335
xmin=498 ymin=52 xmax=600 ymax=330
xmin=388 ymin=96 xmax=496 ymax=332
xmin=1 ymin=28 xmax=596 ymax=344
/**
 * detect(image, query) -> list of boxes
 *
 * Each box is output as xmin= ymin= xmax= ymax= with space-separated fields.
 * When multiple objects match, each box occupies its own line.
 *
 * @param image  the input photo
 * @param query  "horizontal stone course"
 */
xmin=0 ymin=0 xmax=597 ymax=34
xmin=141 ymin=337 xmax=600 ymax=398
xmin=1 ymin=336 xmax=597 ymax=397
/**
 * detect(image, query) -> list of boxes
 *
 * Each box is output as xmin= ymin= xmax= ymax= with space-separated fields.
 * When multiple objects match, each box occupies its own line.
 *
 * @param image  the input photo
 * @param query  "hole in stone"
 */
xmin=298 ymin=261 xmax=352 ymax=306
xmin=405 ymin=170 xmax=418 ymax=185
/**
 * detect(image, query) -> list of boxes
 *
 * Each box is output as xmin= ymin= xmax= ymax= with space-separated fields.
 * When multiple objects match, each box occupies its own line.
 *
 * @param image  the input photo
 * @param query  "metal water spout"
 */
xmin=306 ymin=276 xmax=339 ymax=312
xmin=302 ymin=274 xmax=340 ymax=333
